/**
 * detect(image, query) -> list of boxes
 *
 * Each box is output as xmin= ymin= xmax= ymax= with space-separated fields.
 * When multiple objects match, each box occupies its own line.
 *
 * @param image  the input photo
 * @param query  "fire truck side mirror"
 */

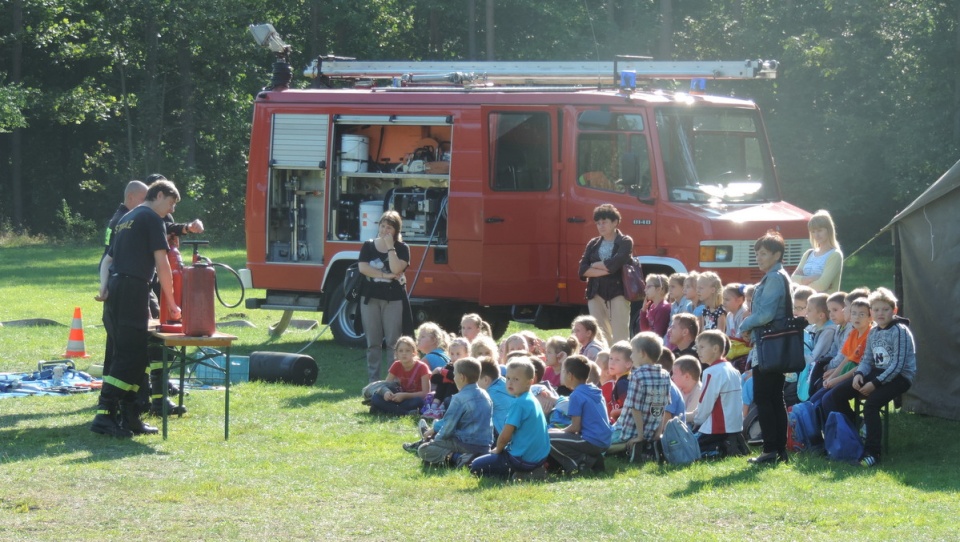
xmin=619 ymin=150 xmax=654 ymax=205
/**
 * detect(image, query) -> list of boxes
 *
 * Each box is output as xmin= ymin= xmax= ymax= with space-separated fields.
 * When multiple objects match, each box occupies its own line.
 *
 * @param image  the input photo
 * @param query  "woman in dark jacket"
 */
xmin=740 ymin=230 xmax=791 ymax=464
xmin=578 ymin=204 xmax=634 ymax=345
xmin=358 ymin=211 xmax=410 ymax=383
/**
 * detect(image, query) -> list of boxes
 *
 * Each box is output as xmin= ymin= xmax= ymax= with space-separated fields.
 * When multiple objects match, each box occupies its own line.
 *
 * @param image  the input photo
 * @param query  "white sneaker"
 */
xmin=418 ymin=418 xmax=431 ymax=439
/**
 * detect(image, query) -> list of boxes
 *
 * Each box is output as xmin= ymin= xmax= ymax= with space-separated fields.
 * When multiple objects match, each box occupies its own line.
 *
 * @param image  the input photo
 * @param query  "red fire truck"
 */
xmin=243 ymin=38 xmax=811 ymax=345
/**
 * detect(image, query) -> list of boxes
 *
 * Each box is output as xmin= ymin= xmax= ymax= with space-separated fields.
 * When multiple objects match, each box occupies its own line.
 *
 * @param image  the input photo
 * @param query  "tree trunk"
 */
xmin=429 ymin=7 xmax=440 ymax=56
xmin=485 ymin=0 xmax=494 ymax=60
xmin=10 ymin=0 xmax=24 ymax=228
xmin=178 ymin=42 xmax=196 ymax=172
xmin=310 ymin=0 xmax=322 ymax=60
xmin=143 ymin=5 xmax=162 ymax=174
xmin=659 ymin=0 xmax=673 ymax=60
xmin=468 ymin=0 xmax=477 ymax=60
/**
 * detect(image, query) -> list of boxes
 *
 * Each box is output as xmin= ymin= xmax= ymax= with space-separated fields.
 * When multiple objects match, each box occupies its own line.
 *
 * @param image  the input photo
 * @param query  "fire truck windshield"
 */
xmin=656 ymin=107 xmax=777 ymax=203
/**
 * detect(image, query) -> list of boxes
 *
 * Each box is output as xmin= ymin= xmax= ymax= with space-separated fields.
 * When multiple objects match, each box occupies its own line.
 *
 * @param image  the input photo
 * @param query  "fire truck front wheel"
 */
xmin=328 ymin=286 xmax=366 ymax=348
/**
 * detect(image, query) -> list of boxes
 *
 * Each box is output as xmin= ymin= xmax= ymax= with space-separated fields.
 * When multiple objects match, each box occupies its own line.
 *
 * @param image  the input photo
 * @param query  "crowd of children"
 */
xmin=362 ymin=268 xmax=916 ymax=477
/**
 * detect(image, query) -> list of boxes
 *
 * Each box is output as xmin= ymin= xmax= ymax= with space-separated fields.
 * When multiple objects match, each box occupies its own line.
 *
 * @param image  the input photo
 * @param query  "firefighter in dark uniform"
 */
xmin=92 ymin=180 xmax=182 ymax=437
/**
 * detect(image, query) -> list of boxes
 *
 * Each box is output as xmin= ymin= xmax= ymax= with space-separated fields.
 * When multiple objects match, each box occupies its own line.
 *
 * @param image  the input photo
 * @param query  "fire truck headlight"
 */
xmin=700 ymin=245 xmax=733 ymax=263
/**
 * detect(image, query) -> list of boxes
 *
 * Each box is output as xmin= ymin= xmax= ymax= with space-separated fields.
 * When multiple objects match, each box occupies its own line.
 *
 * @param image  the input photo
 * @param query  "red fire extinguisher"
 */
xmin=159 ymin=237 xmax=184 ymax=325
xmin=182 ymin=262 xmax=217 ymax=337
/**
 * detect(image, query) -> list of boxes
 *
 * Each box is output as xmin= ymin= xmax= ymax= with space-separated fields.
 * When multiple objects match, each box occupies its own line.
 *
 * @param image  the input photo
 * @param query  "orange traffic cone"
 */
xmin=64 ymin=307 xmax=90 ymax=358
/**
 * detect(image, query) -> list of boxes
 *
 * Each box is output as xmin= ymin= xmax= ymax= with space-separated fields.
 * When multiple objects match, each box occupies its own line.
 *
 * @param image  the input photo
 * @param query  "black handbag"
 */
xmin=756 ymin=272 xmax=807 ymax=374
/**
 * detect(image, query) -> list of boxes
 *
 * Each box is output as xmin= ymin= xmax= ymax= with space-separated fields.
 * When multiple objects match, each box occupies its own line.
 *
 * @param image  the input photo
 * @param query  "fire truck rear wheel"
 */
xmin=328 ymin=286 xmax=366 ymax=348
xmin=486 ymin=316 xmax=509 ymax=340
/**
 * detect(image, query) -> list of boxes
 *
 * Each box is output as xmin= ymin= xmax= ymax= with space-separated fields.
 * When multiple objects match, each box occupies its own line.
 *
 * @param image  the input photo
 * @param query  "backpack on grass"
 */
xmin=824 ymin=411 xmax=863 ymax=464
xmin=660 ymin=417 xmax=700 ymax=465
xmin=787 ymin=401 xmax=819 ymax=452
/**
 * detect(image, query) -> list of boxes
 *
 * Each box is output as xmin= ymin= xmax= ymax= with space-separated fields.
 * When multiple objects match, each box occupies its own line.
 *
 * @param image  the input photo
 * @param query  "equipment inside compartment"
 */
xmin=329 ymin=123 xmax=451 ymax=245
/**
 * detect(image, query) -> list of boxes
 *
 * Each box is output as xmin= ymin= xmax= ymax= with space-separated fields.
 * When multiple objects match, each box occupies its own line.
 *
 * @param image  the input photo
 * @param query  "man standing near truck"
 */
xmin=92 ymin=180 xmax=182 ymax=438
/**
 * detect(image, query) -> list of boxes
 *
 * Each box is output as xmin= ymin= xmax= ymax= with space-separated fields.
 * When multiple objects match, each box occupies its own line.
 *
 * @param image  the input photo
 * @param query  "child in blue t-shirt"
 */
xmin=477 ymin=357 xmax=514 ymax=437
xmin=547 ymin=355 xmax=612 ymax=473
xmin=471 ymin=357 xmax=550 ymax=479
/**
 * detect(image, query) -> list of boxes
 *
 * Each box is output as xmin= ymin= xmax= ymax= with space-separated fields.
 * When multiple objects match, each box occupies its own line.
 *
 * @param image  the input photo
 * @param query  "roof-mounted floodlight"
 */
xmin=249 ymin=23 xmax=291 ymax=59
xmin=249 ymin=23 xmax=293 ymax=90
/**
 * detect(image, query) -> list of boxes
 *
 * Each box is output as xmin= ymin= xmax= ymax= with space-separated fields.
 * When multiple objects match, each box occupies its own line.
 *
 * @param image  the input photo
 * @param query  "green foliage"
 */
xmin=1 ymin=0 xmax=958 ymax=253
xmin=0 ymin=81 xmax=37 ymax=132
xmin=54 ymin=199 xmax=99 ymax=243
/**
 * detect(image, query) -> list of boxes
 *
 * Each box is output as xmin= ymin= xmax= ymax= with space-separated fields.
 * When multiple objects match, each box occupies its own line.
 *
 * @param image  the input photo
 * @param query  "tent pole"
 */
xmin=893 ymin=225 xmax=905 ymax=317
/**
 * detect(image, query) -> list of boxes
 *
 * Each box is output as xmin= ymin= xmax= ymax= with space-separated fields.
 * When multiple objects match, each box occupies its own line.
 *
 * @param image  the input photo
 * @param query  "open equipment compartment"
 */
xmin=328 ymin=115 xmax=452 ymax=246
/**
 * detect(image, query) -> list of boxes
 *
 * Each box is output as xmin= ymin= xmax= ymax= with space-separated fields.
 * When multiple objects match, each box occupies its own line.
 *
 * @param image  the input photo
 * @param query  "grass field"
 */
xmin=1 ymin=242 xmax=957 ymax=541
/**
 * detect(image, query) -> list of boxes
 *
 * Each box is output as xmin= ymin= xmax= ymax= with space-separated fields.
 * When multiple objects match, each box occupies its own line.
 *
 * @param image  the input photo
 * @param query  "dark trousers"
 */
xmin=753 ymin=368 xmax=787 ymax=454
xmin=821 ymin=372 xmax=911 ymax=457
xmin=548 ymin=431 xmax=607 ymax=472
xmin=470 ymin=451 xmax=545 ymax=478
xmin=100 ymin=275 xmax=151 ymax=404
xmin=369 ymin=393 xmax=424 ymax=416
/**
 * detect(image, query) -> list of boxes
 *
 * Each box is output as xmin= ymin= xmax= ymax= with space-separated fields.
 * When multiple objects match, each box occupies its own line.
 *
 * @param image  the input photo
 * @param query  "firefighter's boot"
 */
xmin=90 ymin=398 xmax=133 ymax=438
xmin=120 ymin=400 xmax=159 ymax=435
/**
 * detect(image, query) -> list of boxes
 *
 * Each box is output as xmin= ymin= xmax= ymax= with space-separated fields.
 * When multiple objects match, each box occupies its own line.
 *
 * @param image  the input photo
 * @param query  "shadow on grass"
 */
xmin=0 ymin=422 xmax=164 ymax=464
xmin=667 ymin=460 xmax=773 ymax=498
xmin=0 ymin=405 xmax=94 ymax=428
xmin=280 ymin=387 xmax=353 ymax=408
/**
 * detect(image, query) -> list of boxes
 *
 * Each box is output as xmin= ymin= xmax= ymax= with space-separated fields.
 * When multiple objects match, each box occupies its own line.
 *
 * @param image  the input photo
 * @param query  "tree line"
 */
xmin=2 ymin=0 xmax=958 ymax=249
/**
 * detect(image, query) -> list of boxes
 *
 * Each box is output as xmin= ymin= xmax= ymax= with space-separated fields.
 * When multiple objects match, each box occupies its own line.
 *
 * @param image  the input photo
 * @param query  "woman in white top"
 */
xmin=791 ymin=210 xmax=843 ymax=293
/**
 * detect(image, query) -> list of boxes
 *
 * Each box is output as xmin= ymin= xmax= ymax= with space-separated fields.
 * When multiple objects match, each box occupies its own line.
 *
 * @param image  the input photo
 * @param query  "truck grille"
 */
xmin=700 ymin=239 xmax=810 ymax=269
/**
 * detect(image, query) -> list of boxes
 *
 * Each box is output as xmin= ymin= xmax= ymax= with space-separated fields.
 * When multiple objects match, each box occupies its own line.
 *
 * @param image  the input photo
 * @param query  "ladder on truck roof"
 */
xmin=303 ymin=58 xmax=778 ymax=86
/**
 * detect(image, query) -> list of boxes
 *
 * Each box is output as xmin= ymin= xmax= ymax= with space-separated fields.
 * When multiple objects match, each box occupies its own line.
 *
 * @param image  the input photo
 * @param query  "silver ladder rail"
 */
xmin=303 ymin=59 xmax=778 ymax=85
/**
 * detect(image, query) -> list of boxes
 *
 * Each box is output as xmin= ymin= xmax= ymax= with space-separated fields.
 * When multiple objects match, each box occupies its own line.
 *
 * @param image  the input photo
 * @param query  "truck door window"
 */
xmin=576 ymin=113 xmax=650 ymax=197
xmin=489 ymin=112 xmax=551 ymax=191
xmin=656 ymin=108 xmax=776 ymax=203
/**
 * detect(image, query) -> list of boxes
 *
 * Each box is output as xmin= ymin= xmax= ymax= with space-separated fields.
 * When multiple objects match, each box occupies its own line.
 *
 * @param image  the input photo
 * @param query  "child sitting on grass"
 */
xmin=368 ymin=337 xmax=431 ymax=416
xmin=722 ymin=283 xmax=751 ymax=361
xmin=602 ymin=341 xmax=632 ymax=423
xmin=416 ymin=357 xmax=494 ymax=468
xmin=544 ymin=335 xmax=576 ymax=389
xmin=639 ymin=273 xmax=671 ymax=338
xmin=426 ymin=337 xmax=470 ymax=418
xmin=477 ymin=357 xmax=514 ymax=437
xmin=572 ymin=315 xmax=607 ymax=362
xmin=608 ymin=332 xmax=671 ymax=457
xmin=672 ymin=355 xmax=702 ymax=420
xmin=529 ymin=356 xmax=559 ymax=418
xmin=416 ymin=322 xmax=450 ymax=371
xmin=470 ymin=357 xmax=551 ymax=479
xmin=691 ymin=330 xmax=743 ymax=455
xmin=820 ymin=287 xmax=916 ymax=467
xmin=548 ymin=355 xmax=612 ymax=474
xmin=697 ymin=271 xmax=726 ymax=333
xmin=669 ymin=313 xmax=700 ymax=362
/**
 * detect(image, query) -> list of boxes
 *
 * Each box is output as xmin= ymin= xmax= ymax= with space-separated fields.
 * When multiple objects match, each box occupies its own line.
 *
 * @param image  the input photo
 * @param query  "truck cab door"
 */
xmin=560 ymin=111 xmax=657 ymax=304
xmin=479 ymin=108 xmax=560 ymax=305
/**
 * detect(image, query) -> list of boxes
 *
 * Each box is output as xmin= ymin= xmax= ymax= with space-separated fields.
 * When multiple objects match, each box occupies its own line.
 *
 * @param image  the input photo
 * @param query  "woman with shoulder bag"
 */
xmin=359 ymin=211 xmax=410 ymax=383
xmin=740 ymin=230 xmax=791 ymax=465
xmin=578 ymin=204 xmax=634 ymax=345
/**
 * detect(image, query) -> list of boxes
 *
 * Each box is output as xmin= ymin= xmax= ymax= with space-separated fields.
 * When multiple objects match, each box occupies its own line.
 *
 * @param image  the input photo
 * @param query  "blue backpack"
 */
xmin=787 ymin=401 xmax=819 ymax=451
xmin=549 ymin=396 xmax=572 ymax=428
xmin=824 ymin=411 xmax=864 ymax=464
xmin=660 ymin=417 xmax=700 ymax=465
